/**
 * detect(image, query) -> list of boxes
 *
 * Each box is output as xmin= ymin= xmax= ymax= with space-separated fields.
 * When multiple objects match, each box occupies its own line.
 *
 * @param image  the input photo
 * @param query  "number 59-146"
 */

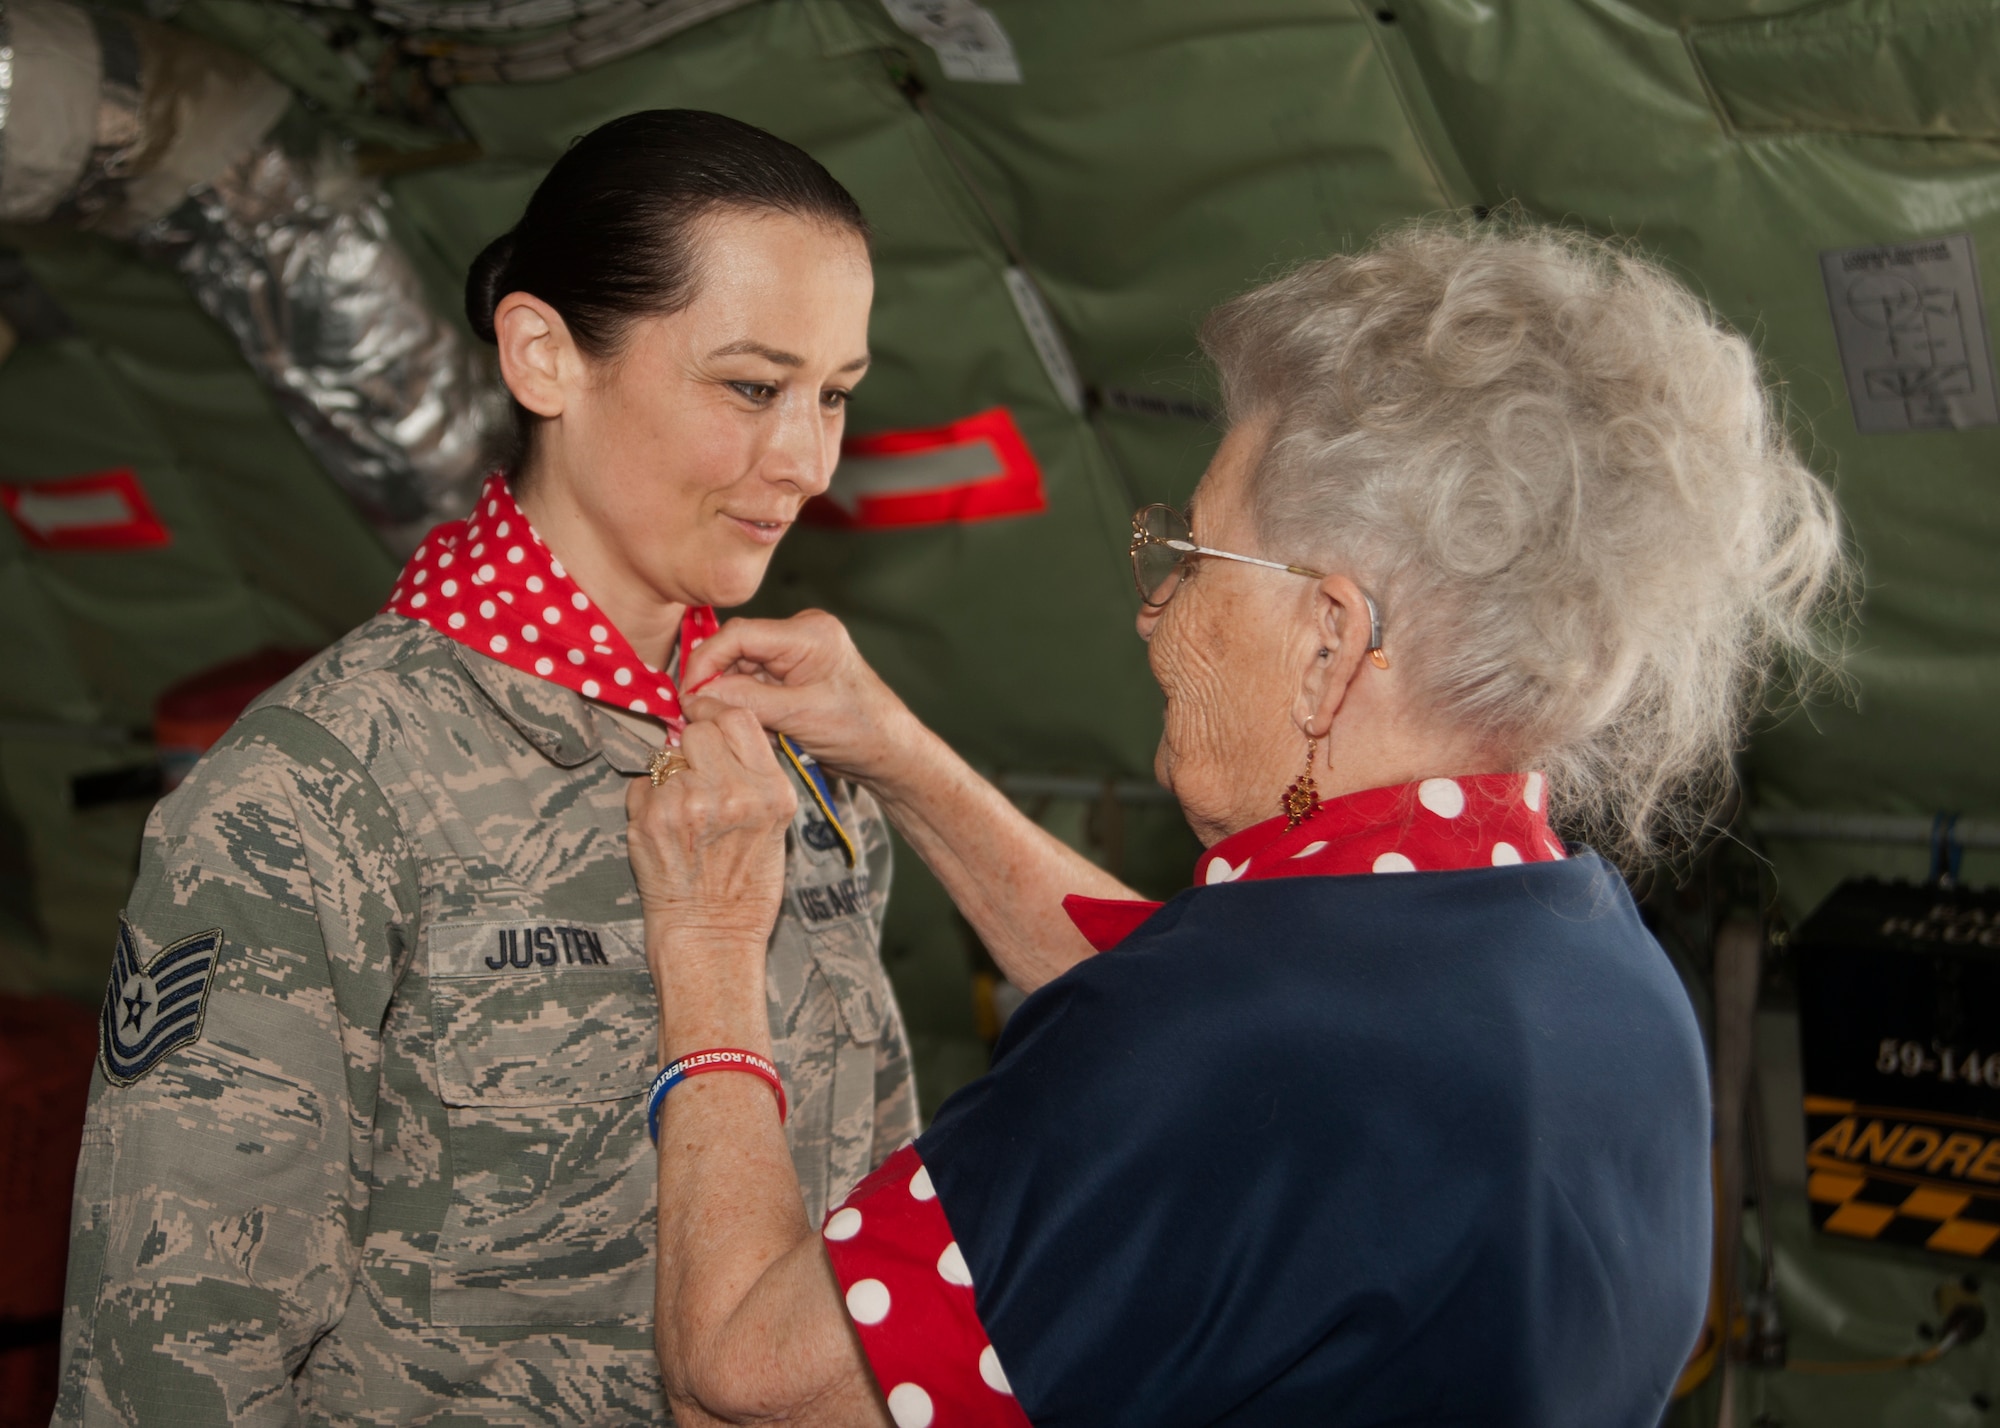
xmin=1878 ymin=1038 xmax=2000 ymax=1086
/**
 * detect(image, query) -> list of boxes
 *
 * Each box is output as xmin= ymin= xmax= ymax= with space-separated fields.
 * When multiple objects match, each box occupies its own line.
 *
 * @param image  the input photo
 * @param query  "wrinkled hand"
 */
xmin=626 ymin=707 xmax=798 ymax=949
xmin=680 ymin=610 xmax=920 ymax=786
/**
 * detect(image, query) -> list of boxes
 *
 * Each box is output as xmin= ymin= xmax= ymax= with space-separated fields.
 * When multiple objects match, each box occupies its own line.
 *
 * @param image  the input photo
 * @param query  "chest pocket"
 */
xmin=424 ymin=917 xmax=656 ymax=1327
xmin=785 ymin=779 xmax=886 ymax=1046
xmin=802 ymin=915 xmax=887 ymax=1044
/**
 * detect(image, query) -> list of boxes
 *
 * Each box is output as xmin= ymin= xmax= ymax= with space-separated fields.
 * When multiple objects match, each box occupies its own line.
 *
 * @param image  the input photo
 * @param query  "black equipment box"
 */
xmin=1796 ymin=878 xmax=2000 ymax=1259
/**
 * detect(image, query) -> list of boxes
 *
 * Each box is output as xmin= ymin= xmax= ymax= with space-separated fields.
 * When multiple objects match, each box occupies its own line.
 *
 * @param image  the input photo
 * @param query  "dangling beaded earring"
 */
xmin=1282 ymin=720 xmax=1322 ymax=830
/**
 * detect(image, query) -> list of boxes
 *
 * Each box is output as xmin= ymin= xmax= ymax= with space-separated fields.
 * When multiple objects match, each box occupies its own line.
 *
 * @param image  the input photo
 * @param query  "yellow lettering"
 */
xmin=1851 ymin=1121 xmax=1906 ymax=1165
xmin=1929 ymin=1134 xmax=1985 ymax=1178
xmin=1969 ymin=1140 xmax=2000 ymax=1184
xmin=1889 ymin=1127 xmax=1942 ymax=1168
xmin=1809 ymin=1117 xmax=1858 ymax=1158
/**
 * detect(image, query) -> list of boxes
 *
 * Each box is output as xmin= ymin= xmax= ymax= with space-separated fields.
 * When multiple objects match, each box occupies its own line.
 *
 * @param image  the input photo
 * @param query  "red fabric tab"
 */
xmin=822 ymin=1145 xmax=1031 ymax=1428
xmin=1062 ymin=893 xmax=1164 ymax=953
xmin=804 ymin=407 xmax=1046 ymax=529
xmin=1 ymin=468 xmax=169 ymax=550
xmin=1063 ymin=773 xmax=1565 ymax=950
xmin=383 ymin=475 xmax=718 ymax=734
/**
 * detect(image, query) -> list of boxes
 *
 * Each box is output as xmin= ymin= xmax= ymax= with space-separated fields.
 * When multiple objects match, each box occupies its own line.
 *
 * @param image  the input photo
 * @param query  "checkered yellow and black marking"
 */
xmin=1805 ymin=1095 xmax=2000 ymax=1259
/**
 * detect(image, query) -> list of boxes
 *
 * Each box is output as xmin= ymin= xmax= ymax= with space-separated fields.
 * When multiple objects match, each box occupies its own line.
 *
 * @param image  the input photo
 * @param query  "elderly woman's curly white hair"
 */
xmin=1202 ymin=218 xmax=1850 ymax=865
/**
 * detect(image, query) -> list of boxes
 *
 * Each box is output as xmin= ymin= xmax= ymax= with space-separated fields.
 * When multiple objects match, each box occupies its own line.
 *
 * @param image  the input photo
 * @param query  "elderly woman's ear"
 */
xmin=1293 ymin=573 xmax=1377 ymax=738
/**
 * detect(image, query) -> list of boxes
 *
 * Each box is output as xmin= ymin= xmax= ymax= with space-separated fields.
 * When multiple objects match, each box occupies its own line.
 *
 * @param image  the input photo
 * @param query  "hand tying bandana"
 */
xmin=385 ymin=474 xmax=720 ymax=736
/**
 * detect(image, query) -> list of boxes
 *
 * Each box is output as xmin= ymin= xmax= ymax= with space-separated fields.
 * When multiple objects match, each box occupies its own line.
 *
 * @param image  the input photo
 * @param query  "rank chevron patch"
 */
xmin=99 ymin=921 xmax=224 ymax=1086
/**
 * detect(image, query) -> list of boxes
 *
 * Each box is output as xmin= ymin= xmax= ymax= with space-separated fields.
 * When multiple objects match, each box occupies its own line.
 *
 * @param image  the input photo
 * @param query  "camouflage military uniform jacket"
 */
xmin=54 ymin=613 xmax=917 ymax=1426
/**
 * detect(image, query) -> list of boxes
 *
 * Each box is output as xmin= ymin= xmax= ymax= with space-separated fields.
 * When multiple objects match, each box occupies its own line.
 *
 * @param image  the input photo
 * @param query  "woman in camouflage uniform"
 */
xmin=56 ymin=110 xmax=915 ymax=1427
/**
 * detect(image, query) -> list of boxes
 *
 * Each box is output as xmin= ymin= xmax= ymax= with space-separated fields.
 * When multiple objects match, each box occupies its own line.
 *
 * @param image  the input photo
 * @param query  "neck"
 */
xmin=1196 ymin=712 xmax=1505 ymax=848
xmin=515 ymin=460 xmax=687 ymax=670
xmin=1316 ymin=730 xmax=1499 ymax=809
xmin=1312 ymin=667 xmax=1510 ymax=811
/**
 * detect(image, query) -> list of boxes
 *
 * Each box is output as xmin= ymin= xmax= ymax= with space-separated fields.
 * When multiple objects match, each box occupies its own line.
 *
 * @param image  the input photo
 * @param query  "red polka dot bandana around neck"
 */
xmin=1191 ymin=772 xmax=1564 ymax=886
xmin=1064 ymin=772 xmax=1566 ymax=952
xmin=384 ymin=474 xmax=720 ymax=737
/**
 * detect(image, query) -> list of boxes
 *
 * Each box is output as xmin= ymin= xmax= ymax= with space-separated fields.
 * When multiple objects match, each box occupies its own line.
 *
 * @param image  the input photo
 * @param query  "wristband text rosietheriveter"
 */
xmin=647 ymin=1048 xmax=787 ymax=1143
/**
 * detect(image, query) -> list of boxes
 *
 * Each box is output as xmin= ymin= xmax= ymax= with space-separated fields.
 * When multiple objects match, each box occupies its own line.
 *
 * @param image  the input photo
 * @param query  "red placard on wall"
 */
xmin=805 ymin=407 xmax=1046 ymax=530
xmin=0 ymin=468 xmax=170 ymax=550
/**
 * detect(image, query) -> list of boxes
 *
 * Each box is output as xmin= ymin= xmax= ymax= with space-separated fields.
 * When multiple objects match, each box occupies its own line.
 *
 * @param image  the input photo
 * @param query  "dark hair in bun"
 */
xmin=465 ymin=230 xmax=517 ymax=344
xmin=465 ymin=109 xmax=870 ymax=471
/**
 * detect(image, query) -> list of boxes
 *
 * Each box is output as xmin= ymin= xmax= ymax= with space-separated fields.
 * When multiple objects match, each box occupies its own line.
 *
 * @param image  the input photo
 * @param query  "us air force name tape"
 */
xmin=797 ymin=878 xmax=866 ymax=926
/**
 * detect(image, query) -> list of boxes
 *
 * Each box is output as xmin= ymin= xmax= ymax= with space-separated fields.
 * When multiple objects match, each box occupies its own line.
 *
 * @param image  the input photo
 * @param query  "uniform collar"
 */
xmin=386 ymin=473 xmax=719 ymax=736
xmin=447 ymin=640 xmax=657 ymax=773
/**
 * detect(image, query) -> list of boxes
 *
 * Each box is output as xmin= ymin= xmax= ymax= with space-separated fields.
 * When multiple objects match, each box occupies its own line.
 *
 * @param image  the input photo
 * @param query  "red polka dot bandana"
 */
xmin=1066 ymin=772 xmax=1564 ymax=951
xmin=385 ymin=474 xmax=720 ymax=735
xmin=822 ymin=1144 xmax=1031 ymax=1428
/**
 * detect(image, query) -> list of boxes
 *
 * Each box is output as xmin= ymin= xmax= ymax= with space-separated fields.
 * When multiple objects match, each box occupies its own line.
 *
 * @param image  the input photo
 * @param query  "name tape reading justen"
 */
xmin=428 ymin=921 xmax=642 ymax=977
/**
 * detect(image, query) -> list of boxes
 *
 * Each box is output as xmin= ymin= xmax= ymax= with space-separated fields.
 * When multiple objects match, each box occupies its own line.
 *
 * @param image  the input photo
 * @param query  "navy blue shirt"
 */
xmin=918 ymin=855 xmax=1710 ymax=1427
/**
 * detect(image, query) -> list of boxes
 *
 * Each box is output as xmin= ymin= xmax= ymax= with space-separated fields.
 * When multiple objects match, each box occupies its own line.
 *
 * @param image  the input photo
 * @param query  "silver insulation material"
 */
xmin=0 ymin=0 xmax=288 ymax=231
xmin=0 ymin=0 xmax=101 ymax=222
xmin=0 ymin=0 xmax=498 ymax=545
xmin=249 ymin=0 xmax=759 ymax=83
xmin=275 ymin=0 xmax=750 ymax=36
xmin=0 ymin=11 xmax=15 ymax=190
xmin=409 ymin=0 xmax=760 ymax=85
xmin=283 ymin=0 xmax=650 ymax=33
xmin=144 ymin=145 xmax=502 ymax=546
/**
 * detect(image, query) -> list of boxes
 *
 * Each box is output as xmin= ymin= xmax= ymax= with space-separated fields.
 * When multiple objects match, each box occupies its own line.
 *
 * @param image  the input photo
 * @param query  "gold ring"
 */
xmin=648 ymin=748 xmax=690 ymax=786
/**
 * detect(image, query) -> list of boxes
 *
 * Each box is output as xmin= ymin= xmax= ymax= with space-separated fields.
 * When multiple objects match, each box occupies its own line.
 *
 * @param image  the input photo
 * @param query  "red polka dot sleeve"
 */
xmin=821 ymin=1145 xmax=1032 ymax=1428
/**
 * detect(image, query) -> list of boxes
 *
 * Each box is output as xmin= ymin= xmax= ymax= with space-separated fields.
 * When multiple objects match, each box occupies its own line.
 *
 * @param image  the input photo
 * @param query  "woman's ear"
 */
xmin=1293 ymin=573 xmax=1372 ymax=737
xmin=494 ymin=293 xmax=575 ymax=420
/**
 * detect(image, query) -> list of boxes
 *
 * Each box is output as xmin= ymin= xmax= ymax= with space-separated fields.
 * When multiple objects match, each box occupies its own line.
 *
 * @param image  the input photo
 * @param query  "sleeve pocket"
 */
xmin=808 ymin=924 xmax=889 ymax=1046
xmin=52 ymin=1123 xmax=115 ymax=1425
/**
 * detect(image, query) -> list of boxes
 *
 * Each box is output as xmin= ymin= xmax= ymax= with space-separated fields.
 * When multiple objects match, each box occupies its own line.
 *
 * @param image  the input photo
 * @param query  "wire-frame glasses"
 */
xmin=1127 ymin=503 xmax=1387 ymax=663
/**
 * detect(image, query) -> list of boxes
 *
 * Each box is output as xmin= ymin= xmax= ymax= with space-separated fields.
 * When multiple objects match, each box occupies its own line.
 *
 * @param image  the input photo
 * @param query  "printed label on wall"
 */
xmin=1796 ymin=878 xmax=2000 ymax=1260
xmin=880 ymin=0 xmax=1023 ymax=83
xmin=1821 ymin=234 xmax=1999 ymax=433
xmin=1804 ymin=1097 xmax=2000 ymax=1258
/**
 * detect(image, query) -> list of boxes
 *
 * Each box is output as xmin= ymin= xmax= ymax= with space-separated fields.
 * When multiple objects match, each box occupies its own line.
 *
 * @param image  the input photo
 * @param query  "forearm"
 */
xmin=868 ymin=719 xmax=1141 ymax=992
xmin=651 ymin=931 xmax=887 ymax=1427
xmin=655 ymin=1073 xmax=887 ymax=1427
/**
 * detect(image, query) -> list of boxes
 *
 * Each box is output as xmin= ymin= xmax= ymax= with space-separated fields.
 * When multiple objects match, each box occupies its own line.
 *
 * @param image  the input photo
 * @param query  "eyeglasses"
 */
xmin=1128 ymin=503 xmax=1388 ymax=666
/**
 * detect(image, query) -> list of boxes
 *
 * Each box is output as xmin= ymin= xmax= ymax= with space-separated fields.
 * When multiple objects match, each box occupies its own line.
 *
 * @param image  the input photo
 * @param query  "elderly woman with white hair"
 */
xmin=622 ymin=221 xmax=1845 ymax=1428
